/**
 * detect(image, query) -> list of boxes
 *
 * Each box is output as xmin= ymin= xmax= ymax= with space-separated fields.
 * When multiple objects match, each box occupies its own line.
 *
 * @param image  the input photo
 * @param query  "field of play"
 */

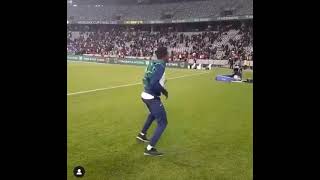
xmin=67 ymin=61 xmax=253 ymax=180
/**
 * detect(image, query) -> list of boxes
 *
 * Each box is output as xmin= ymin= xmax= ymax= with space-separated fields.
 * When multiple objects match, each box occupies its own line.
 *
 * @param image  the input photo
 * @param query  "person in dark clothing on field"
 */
xmin=136 ymin=47 xmax=169 ymax=156
xmin=229 ymin=57 xmax=233 ymax=69
xmin=227 ymin=64 xmax=242 ymax=81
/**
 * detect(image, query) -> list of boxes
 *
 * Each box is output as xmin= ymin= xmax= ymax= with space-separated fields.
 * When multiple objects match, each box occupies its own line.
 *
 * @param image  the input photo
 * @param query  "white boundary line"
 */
xmin=67 ymin=71 xmax=210 ymax=96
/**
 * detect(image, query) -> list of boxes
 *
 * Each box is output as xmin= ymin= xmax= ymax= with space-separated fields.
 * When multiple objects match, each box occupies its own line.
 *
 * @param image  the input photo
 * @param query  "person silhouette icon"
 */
xmin=76 ymin=169 xmax=82 ymax=176
xmin=73 ymin=166 xmax=85 ymax=177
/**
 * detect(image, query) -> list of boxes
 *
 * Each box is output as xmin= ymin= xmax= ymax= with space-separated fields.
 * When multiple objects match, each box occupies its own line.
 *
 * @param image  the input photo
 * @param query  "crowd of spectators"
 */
xmin=67 ymin=23 xmax=253 ymax=62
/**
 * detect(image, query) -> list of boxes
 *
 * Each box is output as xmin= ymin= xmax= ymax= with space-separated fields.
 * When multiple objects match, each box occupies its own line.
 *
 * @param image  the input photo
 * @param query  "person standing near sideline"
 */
xmin=136 ymin=47 xmax=169 ymax=156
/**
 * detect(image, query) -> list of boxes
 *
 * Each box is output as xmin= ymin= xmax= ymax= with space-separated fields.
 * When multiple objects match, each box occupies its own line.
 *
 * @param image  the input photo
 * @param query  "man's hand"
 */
xmin=162 ymin=89 xmax=169 ymax=99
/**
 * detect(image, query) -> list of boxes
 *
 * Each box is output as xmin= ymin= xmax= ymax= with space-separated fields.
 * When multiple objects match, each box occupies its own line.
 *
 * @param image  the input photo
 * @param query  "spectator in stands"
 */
xmin=67 ymin=23 xmax=253 ymax=62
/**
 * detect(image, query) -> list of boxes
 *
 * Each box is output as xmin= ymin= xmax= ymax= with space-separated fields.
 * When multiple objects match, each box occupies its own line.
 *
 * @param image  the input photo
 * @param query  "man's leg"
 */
xmin=137 ymin=99 xmax=155 ymax=143
xmin=144 ymin=99 xmax=167 ymax=156
xmin=141 ymin=113 xmax=155 ymax=134
xmin=149 ymin=111 xmax=167 ymax=147
xmin=141 ymin=98 xmax=156 ymax=134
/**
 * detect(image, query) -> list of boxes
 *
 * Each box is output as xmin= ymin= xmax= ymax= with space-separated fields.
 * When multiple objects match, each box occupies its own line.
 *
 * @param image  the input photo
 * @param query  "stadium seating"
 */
xmin=67 ymin=0 xmax=253 ymax=21
xmin=67 ymin=24 xmax=253 ymax=61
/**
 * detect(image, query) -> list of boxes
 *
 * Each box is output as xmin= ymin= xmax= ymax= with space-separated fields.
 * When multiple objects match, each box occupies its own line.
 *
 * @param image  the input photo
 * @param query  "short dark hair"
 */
xmin=155 ymin=47 xmax=168 ymax=59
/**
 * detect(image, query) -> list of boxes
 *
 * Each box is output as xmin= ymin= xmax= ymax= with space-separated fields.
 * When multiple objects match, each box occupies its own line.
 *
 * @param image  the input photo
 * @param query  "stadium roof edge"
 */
xmin=67 ymin=15 xmax=253 ymax=25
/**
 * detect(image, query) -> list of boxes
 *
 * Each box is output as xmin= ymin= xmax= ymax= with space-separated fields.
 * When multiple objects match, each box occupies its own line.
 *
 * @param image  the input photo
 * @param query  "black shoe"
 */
xmin=136 ymin=133 xmax=150 ymax=143
xmin=144 ymin=147 xmax=163 ymax=156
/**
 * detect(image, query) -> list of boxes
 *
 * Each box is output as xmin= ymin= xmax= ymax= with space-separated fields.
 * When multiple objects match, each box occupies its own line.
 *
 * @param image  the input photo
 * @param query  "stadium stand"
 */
xmin=67 ymin=23 xmax=253 ymax=61
xmin=67 ymin=0 xmax=253 ymax=21
xmin=67 ymin=0 xmax=253 ymax=61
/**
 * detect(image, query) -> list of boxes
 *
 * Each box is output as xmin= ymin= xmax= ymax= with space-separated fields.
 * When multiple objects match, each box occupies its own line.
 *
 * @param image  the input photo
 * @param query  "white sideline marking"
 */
xmin=67 ymin=71 xmax=210 ymax=96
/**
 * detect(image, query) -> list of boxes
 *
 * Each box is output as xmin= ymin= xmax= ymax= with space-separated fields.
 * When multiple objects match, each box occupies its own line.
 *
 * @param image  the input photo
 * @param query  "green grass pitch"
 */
xmin=67 ymin=61 xmax=253 ymax=180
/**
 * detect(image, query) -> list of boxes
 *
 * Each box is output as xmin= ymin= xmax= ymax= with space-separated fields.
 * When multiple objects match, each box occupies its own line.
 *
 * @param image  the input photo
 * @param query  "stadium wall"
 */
xmin=67 ymin=55 xmax=253 ymax=68
xmin=67 ymin=54 xmax=188 ymax=68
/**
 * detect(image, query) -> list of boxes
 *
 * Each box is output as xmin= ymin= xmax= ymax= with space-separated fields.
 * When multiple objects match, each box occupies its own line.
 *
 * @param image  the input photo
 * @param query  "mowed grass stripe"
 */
xmin=67 ymin=71 xmax=210 ymax=96
xmin=67 ymin=62 xmax=209 ymax=96
xmin=67 ymin=61 xmax=207 ymax=94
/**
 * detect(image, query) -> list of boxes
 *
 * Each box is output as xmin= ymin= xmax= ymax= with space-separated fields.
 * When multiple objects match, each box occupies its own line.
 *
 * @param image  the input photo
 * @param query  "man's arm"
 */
xmin=149 ymin=64 xmax=168 ymax=98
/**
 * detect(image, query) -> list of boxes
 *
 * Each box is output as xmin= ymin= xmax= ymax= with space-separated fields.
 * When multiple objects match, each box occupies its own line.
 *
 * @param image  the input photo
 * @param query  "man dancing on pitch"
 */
xmin=136 ymin=47 xmax=169 ymax=156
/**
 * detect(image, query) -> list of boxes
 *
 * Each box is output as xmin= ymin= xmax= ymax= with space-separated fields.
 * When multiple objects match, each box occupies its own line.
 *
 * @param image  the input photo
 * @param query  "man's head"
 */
xmin=234 ymin=64 xmax=241 ymax=73
xmin=155 ymin=46 xmax=169 ymax=62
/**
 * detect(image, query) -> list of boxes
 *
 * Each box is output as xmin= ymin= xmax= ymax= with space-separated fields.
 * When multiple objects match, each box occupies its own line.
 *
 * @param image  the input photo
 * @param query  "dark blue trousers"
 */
xmin=141 ymin=97 xmax=167 ymax=147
